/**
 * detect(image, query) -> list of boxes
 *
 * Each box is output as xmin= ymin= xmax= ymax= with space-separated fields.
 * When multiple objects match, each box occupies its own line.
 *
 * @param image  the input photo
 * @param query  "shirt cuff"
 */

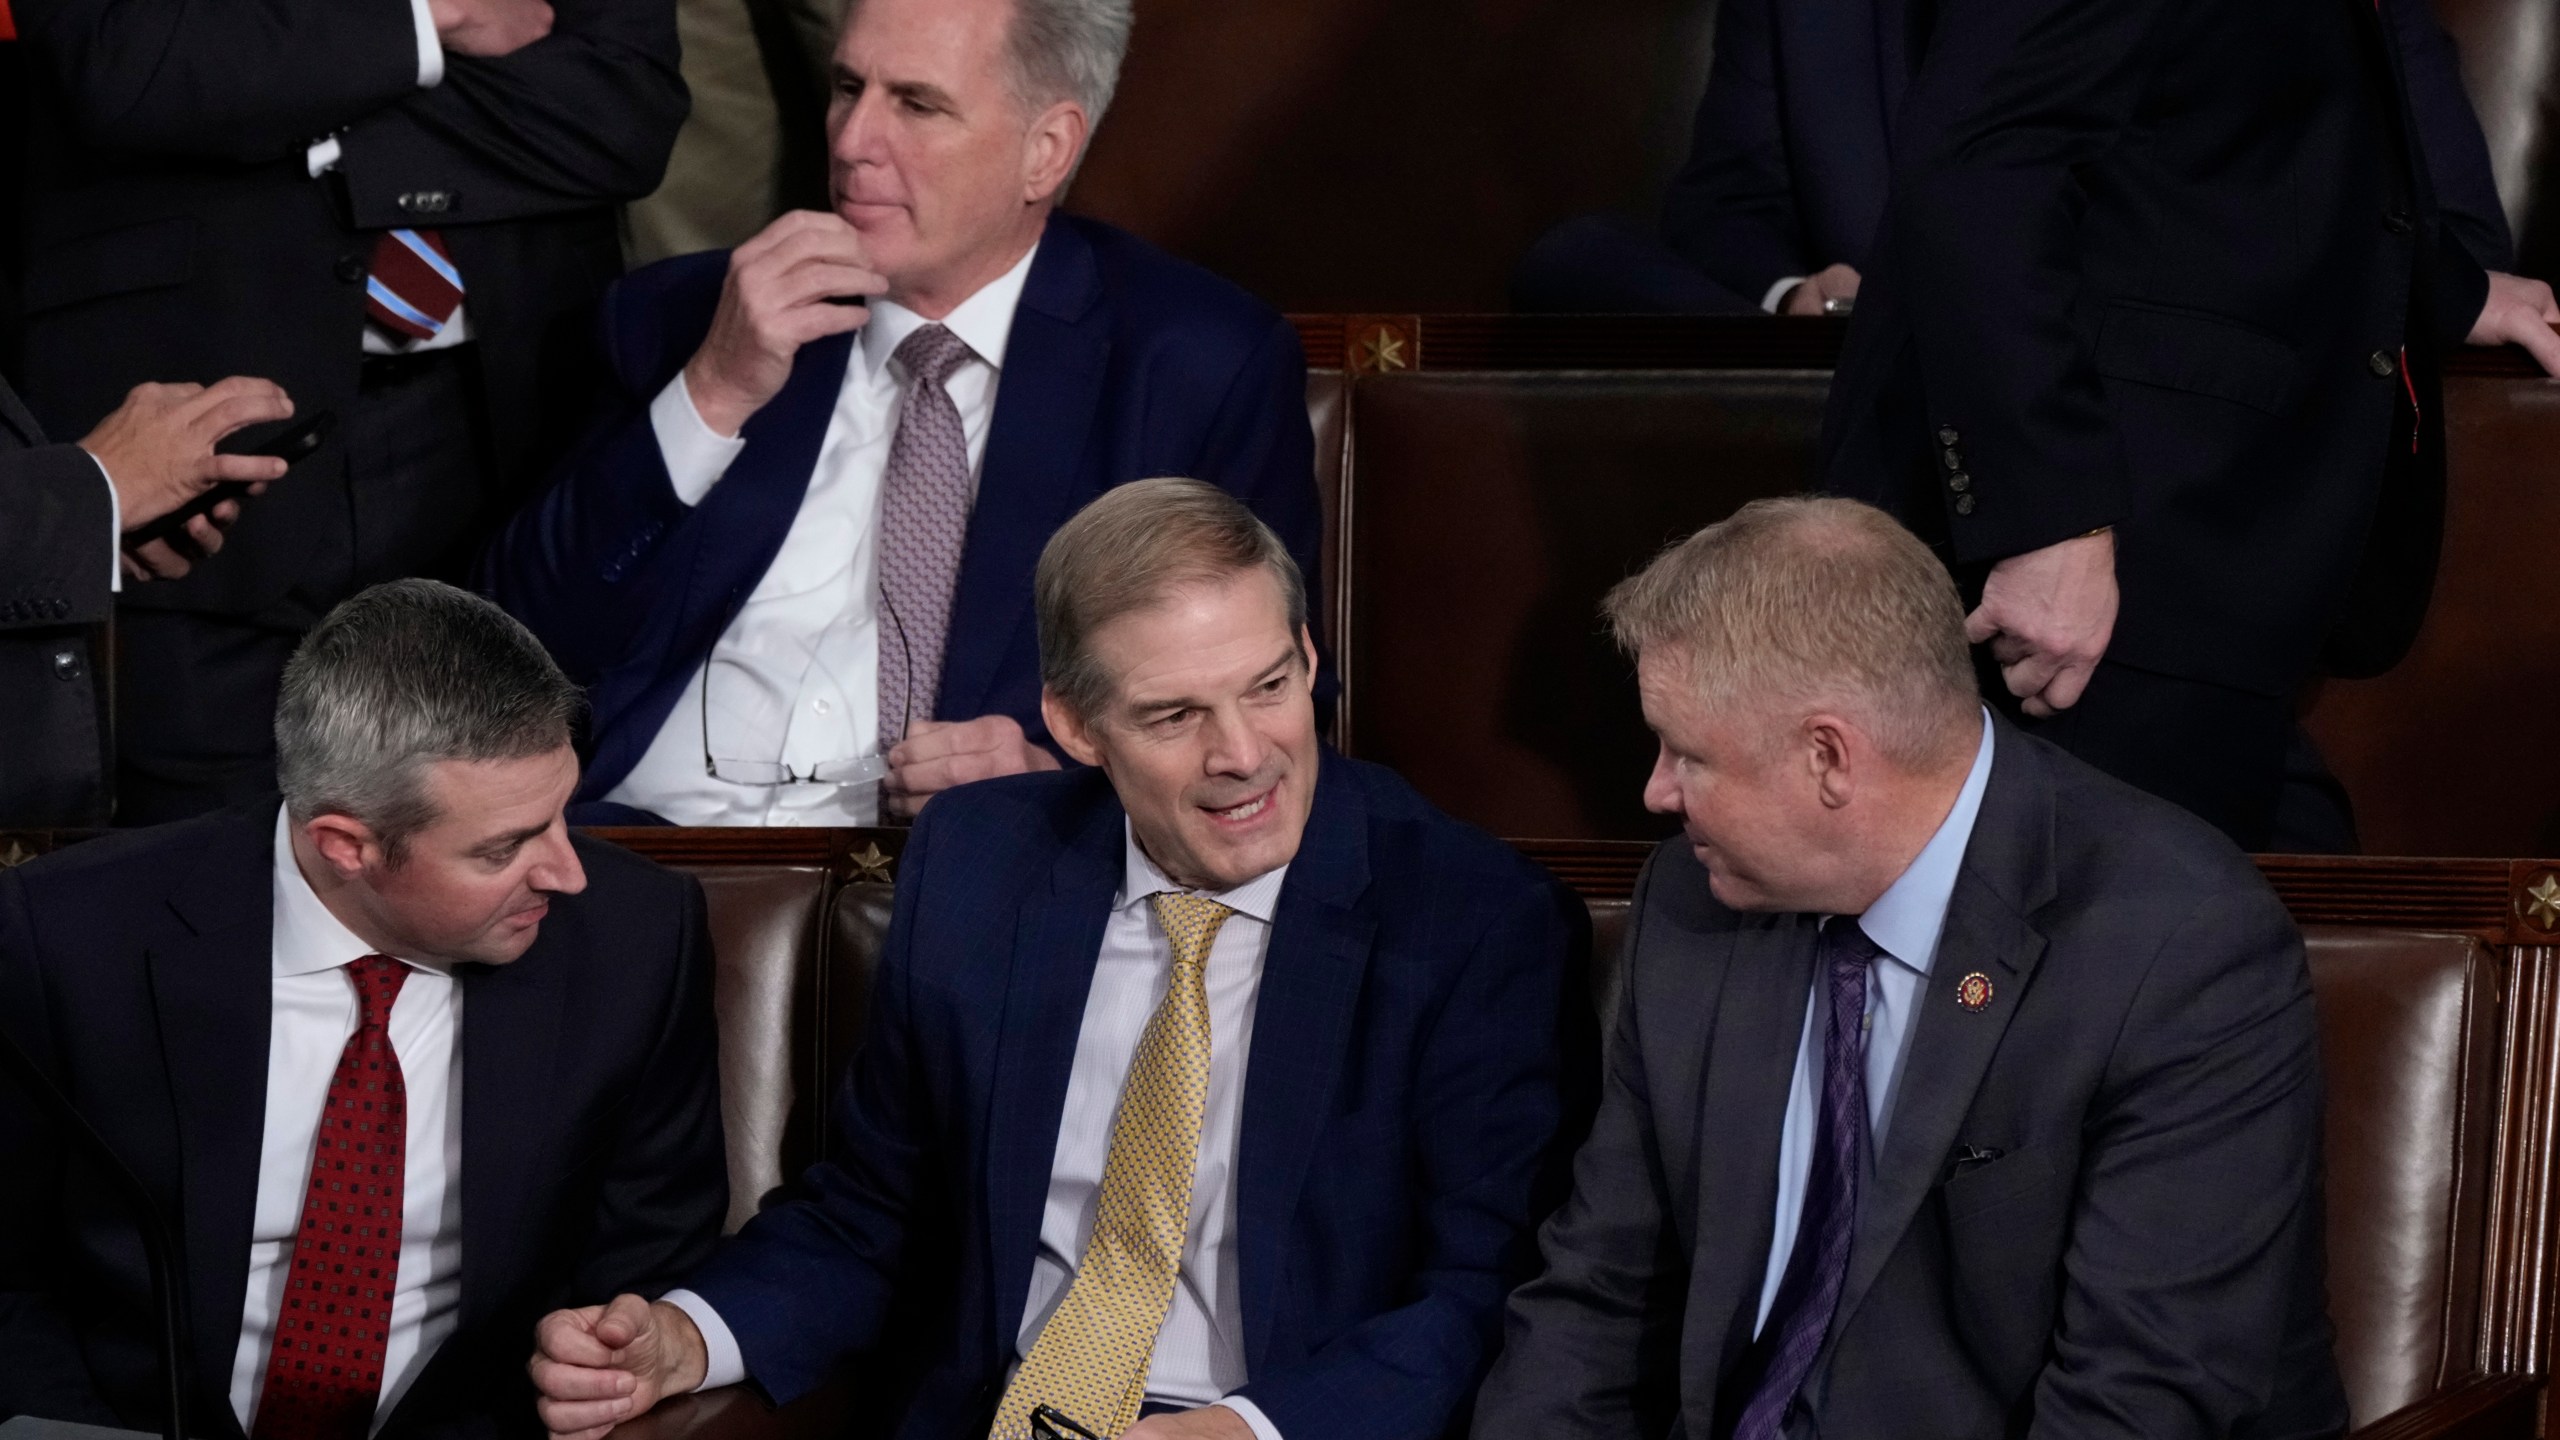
xmin=306 ymin=136 xmax=344 ymax=178
xmin=1761 ymin=275 xmax=1805 ymax=315
xmin=651 ymin=372 xmax=748 ymax=506
xmin=1216 ymin=1397 xmax=1284 ymax=1440
xmin=661 ymin=1290 xmax=747 ymax=1392
xmin=87 ymin=451 xmax=123 ymax=594
xmin=411 ymin=0 xmax=445 ymax=87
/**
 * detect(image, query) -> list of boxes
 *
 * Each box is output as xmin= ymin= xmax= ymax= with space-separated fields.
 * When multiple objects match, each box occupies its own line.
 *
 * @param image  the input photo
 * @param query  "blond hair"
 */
xmin=1036 ymin=477 xmax=1307 ymax=716
xmin=1604 ymin=496 xmax=1977 ymax=768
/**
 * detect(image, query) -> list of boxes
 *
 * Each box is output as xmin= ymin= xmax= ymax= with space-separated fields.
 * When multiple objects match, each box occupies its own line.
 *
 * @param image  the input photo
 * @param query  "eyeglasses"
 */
xmin=696 ymin=591 xmax=926 ymax=787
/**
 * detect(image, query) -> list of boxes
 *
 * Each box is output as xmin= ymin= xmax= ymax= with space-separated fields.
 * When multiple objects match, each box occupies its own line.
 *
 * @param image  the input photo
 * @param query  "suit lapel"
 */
xmin=146 ymin=808 xmax=283 ymax=1435
xmin=454 ymin=921 xmax=571 ymax=1329
xmin=1680 ymin=913 xmax=1817 ymax=1430
xmin=981 ymin=793 xmax=1123 ymax=1359
xmin=1831 ymin=728 xmax=2055 ymax=1334
xmin=0 ymin=375 xmax=48 ymax=448
xmin=939 ymin=216 xmax=1108 ymax=723
xmin=1235 ymin=758 xmax=1374 ymax=1366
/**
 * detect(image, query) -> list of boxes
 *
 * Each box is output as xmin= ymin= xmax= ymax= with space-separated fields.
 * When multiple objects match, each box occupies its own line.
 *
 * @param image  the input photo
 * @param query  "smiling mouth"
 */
xmin=1204 ymin=787 xmax=1276 ymax=826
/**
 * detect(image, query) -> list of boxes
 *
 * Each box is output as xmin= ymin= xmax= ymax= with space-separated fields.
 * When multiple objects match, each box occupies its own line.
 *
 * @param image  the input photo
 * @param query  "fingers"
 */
xmin=885 ymin=717 xmax=966 ymax=769
xmin=121 ymin=552 xmax=154 ymax=583
xmin=593 ymin=1292 xmax=657 ymax=1352
xmin=207 ymin=452 xmax=292 ymax=485
xmin=887 ymin=739 xmax=1039 ymax=800
xmin=183 ymin=513 xmax=227 ymax=556
xmin=534 ymin=1305 xmax=616 ymax=1367
xmin=2037 ymin=654 xmax=2098 ymax=712
xmin=2515 ymin=317 xmax=2560 ymax=378
xmin=1962 ymin=604 xmax=2000 ymax=646
xmin=129 ymin=539 xmax=195 ymax=580
xmin=528 ymin=1356 xmax=637 ymax=1403
xmin=186 ymin=376 xmax=294 ymax=441
xmin=1996 ymin=647 xmax=2064 ymax=702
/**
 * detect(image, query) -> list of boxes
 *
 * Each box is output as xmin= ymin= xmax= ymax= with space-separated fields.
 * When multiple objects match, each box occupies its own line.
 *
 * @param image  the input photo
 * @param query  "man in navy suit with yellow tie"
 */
xmin=481 ymin=0 xmax=1319 ymax=829
xmin=528 ymin=479 xmax=1591 ymax=1440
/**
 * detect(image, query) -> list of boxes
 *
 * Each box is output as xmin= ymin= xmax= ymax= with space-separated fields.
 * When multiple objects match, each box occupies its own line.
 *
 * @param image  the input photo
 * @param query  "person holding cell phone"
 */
xmin=0 ymin=368 xmax=296 ymax=824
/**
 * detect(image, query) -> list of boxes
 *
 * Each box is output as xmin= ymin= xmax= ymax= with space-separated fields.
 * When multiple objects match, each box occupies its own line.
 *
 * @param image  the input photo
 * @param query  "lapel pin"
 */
xmin=1956 ymin=971 xmax=1995 ymax=1012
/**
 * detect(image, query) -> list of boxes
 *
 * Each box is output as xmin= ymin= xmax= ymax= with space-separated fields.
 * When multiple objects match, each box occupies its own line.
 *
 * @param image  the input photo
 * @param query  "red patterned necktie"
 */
xmin=251 ymin=955 xmax=411 ymax=1440
xmin=364 ymin=230 xmax=465 ymax=342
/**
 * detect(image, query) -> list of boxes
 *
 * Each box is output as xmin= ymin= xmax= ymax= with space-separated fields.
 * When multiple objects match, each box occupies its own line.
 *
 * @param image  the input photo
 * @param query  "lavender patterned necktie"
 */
xmin=1734 ymin=915 xmax=1876 ymax=1440
xmin=878 ymin=323 xmax=977 ymax=749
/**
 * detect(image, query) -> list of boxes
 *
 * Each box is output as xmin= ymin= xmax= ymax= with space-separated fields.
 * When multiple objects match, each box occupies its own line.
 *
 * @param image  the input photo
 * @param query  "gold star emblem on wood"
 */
xmin=0 ymin=839 xmax=33 ymax=870
xmin=848 ymin=841 xmax=895 ymax=884
xmin=2524 ymin=872 xmax=2560 ymax=930
xmin=1357 ymin=326 xmax=1409 ymax=372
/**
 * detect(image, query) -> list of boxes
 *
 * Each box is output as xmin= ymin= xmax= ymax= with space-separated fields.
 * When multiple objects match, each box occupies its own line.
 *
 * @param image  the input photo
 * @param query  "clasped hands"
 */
xmin=530 ymin=1294 xmax=1249 ymax=1440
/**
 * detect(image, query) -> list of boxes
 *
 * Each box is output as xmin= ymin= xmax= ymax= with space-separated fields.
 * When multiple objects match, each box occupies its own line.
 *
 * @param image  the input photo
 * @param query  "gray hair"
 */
xmin=1003 ymin=0 xmax=1132 ymax=126
xmin=1037 ymin=477 xmax=1308 ymax=718
xmin=1604 ymin=496 xmax=1978 ymax=769
xmin=275 ymin=579 xmax=584 ymax=863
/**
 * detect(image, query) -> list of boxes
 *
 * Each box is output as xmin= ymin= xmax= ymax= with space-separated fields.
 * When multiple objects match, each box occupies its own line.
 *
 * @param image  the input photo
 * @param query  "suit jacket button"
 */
xmin=398 ymin=190 xmax=455 ymax=215
xmin=2368 ymin=349 xmax=2399 ymax=378
xmin=336 ymin=255 xmax=369 ymax=283
xmin=52 ymin=650 xmax=82 ymax=681
xmin=1953 ymin=494 xmax=1977 ymax=516
xmin=1937 ymin=426 xmax=1960 ymax=446
xmin=51 ymin=599 xmax=70 ymax=619
xmin=1948 ymin=472 xmax=1971 ymax=493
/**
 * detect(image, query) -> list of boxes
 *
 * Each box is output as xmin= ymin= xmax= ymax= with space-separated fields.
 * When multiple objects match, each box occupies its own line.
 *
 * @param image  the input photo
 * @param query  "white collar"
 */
xmin=860 ymin=239 xmax=1040 ymax=381
xmin=269 ymin=807 xmax=439 ymax=979
xmin=1114 ymin=819 xmax=1288 ymax=926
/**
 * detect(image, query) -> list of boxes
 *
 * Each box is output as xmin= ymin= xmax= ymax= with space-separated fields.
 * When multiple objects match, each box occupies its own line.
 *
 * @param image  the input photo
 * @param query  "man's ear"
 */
xmin=1806 ymin=714 xmax=1857 ymax=810
xmin=1042 ymin=687 xmax=1105 ymax=768
xmin=304 ymin=813 xmax=382 ymax=880
xmin=1019 ymin=100 xmax=1089 ymax=204
xmin=1297 ymin=624 xmax=1320 ymax=691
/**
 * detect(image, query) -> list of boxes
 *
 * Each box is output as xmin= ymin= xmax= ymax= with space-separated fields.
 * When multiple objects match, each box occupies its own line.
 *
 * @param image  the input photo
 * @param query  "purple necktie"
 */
xmin=878 ymin=323 xmax=977 ymax=749
xmin=1734 ymin=916 xmax=1876 ymax=1440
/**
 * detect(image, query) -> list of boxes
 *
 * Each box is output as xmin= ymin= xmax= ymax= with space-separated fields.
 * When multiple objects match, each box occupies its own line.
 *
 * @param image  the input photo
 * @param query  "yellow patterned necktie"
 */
xmin=990 ymin=893 xmax=1237 ymax=1440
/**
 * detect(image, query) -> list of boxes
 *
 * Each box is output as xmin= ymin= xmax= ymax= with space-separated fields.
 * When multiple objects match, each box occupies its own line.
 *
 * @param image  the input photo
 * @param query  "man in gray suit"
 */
xmin=1475 ymin=496 xmax=2344 ymax=1438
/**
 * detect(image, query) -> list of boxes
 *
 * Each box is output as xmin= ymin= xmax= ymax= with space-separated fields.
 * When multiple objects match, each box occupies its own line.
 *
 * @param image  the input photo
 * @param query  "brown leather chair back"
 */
xmin=683 ymin=865 xmax=835 ymax=1232
xmin=1340 ymin=370 xmax=1830 ymax=839
xmin=820 ymin=881 xmax=897 ymax=1167
xmin=1309 ymin=367 xmax=1350 ymax=707
xmin=2310 ymin=928 xmax=2501 ymax=1425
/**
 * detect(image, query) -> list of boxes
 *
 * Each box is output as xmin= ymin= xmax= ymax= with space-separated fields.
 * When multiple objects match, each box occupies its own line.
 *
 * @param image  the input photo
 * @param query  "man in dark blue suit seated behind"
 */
xmin=480 ymin=0 xmax=1319 ymax=827
xmin=527 ymin=479 xmax=1594 ymax=1440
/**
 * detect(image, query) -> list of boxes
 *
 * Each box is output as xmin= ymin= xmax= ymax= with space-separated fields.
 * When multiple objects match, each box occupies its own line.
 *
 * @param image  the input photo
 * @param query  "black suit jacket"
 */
xmin=1475 ymin=724 xmax=2345 ymax=1438
xmin=0 ymin=803 xmax=728 ymax=1440
xmin=1819 ymin=0 xmax=2485 ymax=695
xmin=7 ymin=0 xmax=686 ymax=620
xmin=0 ymin=372 xmax=112 ymax=825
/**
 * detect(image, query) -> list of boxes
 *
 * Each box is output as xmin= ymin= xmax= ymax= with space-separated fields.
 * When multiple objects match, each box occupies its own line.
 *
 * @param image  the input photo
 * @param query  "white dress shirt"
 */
xmin=307 ymin=6 xmax=469 ymax=356
xmin=604 ymin=241 xmax=1038 ymax=827
xmin=231 ymin=810 xmax=467 ymax=1436
xmin=1753 ymin=710 xmax=1995 ymax=1335
xmin=669 ymin=821 xmax=1288 ymax=1439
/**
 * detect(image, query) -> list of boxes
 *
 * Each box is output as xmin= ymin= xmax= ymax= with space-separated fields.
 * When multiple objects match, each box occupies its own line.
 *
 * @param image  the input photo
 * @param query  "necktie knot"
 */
xmin=1149 ymin=893 xmax=1236 ymax=975
xmin=894 ymin=322 xmax=975 ymax=389
xmin=346 ymin=955 xmax=409 ymax=1032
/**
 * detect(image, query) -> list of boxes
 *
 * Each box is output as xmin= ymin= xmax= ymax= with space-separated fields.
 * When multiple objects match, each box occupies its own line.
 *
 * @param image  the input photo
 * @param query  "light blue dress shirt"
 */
xmin=1752 ymin=710 xmax=1996 ymax=1335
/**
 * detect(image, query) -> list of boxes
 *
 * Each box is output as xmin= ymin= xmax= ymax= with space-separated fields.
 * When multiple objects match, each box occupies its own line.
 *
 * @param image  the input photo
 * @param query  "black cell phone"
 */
xmin=123 ymin=409 xmax=335 ymax=551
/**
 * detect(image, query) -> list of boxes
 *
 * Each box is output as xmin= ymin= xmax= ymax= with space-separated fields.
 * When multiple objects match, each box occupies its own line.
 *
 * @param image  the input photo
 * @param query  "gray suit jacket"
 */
xmin=0 ymin=374 xmax=112 ymax=826
xmin=1475 ymin=723 xmax=2347 ymax=1438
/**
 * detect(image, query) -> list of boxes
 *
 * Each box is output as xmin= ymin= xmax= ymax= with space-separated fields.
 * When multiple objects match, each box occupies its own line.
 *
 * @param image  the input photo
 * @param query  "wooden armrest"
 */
xmin=611 ymin=1375 xmax=855 ymax=1440
xmin=2350 ymin=1374 xmax=2542 ymax=1440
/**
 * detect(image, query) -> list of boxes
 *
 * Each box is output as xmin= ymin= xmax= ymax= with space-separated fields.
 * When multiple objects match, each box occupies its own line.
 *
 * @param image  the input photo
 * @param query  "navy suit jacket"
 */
xmin=0 ymin=803 xmax=728 ymax=1440
xmin=480 ymin=212 xmax=1322 ymax=807
xmin=1662 ymin=0 xmax=2512 ymax=311
xmin=679 ymin=754 xmax=1594 ymax=1440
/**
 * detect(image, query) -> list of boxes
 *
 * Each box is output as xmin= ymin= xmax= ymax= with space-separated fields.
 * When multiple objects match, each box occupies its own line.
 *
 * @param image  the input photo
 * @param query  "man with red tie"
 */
xmin=0 ymin=579 xmax=726 ymax=1440
xmin=6 ymin=0 xmax=688 ymax=823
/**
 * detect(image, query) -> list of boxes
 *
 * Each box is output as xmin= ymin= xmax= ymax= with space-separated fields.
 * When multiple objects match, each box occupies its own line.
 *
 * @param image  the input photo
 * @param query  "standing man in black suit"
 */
xmin=1477 ymin=498 xmax=2342 ymax=1437
xmin=8 ymin=0 xmax=688 ymax=822
xmin=0 ymin=369 xmax=293 ymax=824
xmin=0 ymin=579 xmax=726 ymax=1440
xmin=1819 ymin=0 xmax=2560 ymax=851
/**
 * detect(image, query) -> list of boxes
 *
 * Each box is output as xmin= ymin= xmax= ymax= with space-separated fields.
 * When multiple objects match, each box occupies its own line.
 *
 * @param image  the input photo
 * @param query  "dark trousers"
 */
xmin=114 ymin=346 xmax=493 ymax=823
xmin=1987 ymin=656 xmax=2352 ymax=854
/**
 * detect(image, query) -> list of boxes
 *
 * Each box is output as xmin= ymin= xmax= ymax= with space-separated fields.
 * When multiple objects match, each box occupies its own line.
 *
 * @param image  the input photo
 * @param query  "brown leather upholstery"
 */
xmin=1308 ymin=367 xmax=1350 ymax=701
xmin=819 ymin=881 xmax=894 ymax=1166
xmin=682 ymin=865 xmax=834 ymax=1231
xmin=1339 ymin=370 xmax=1829 ymax=839
xmin=2309 ymin=926 xmax=2502 ymax=1427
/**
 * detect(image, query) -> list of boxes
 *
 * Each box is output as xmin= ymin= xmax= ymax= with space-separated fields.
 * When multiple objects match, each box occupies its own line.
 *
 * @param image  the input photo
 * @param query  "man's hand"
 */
xmin=1965 ymin=528 xmax=2118 ymax=718
xmin=2467 ymin=270 xmax=2560 ymax=376
xmin=883 ymin=715 xmax=1062 ymax=818
xmin=1123 ymin=1406 xmax=1256 ymax=1439
xmin=79 ymin=378 xmax=294 ymax=582
xmin=1781 ymin=263 xmax=1862 ymax=317
xmin=683 ymin=211 xmax=886 ymax=438
xmin=529 ymin=1295 xmax=707 ymax=1440
xmin=430 ymin=0 xmax=554 ymax=56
